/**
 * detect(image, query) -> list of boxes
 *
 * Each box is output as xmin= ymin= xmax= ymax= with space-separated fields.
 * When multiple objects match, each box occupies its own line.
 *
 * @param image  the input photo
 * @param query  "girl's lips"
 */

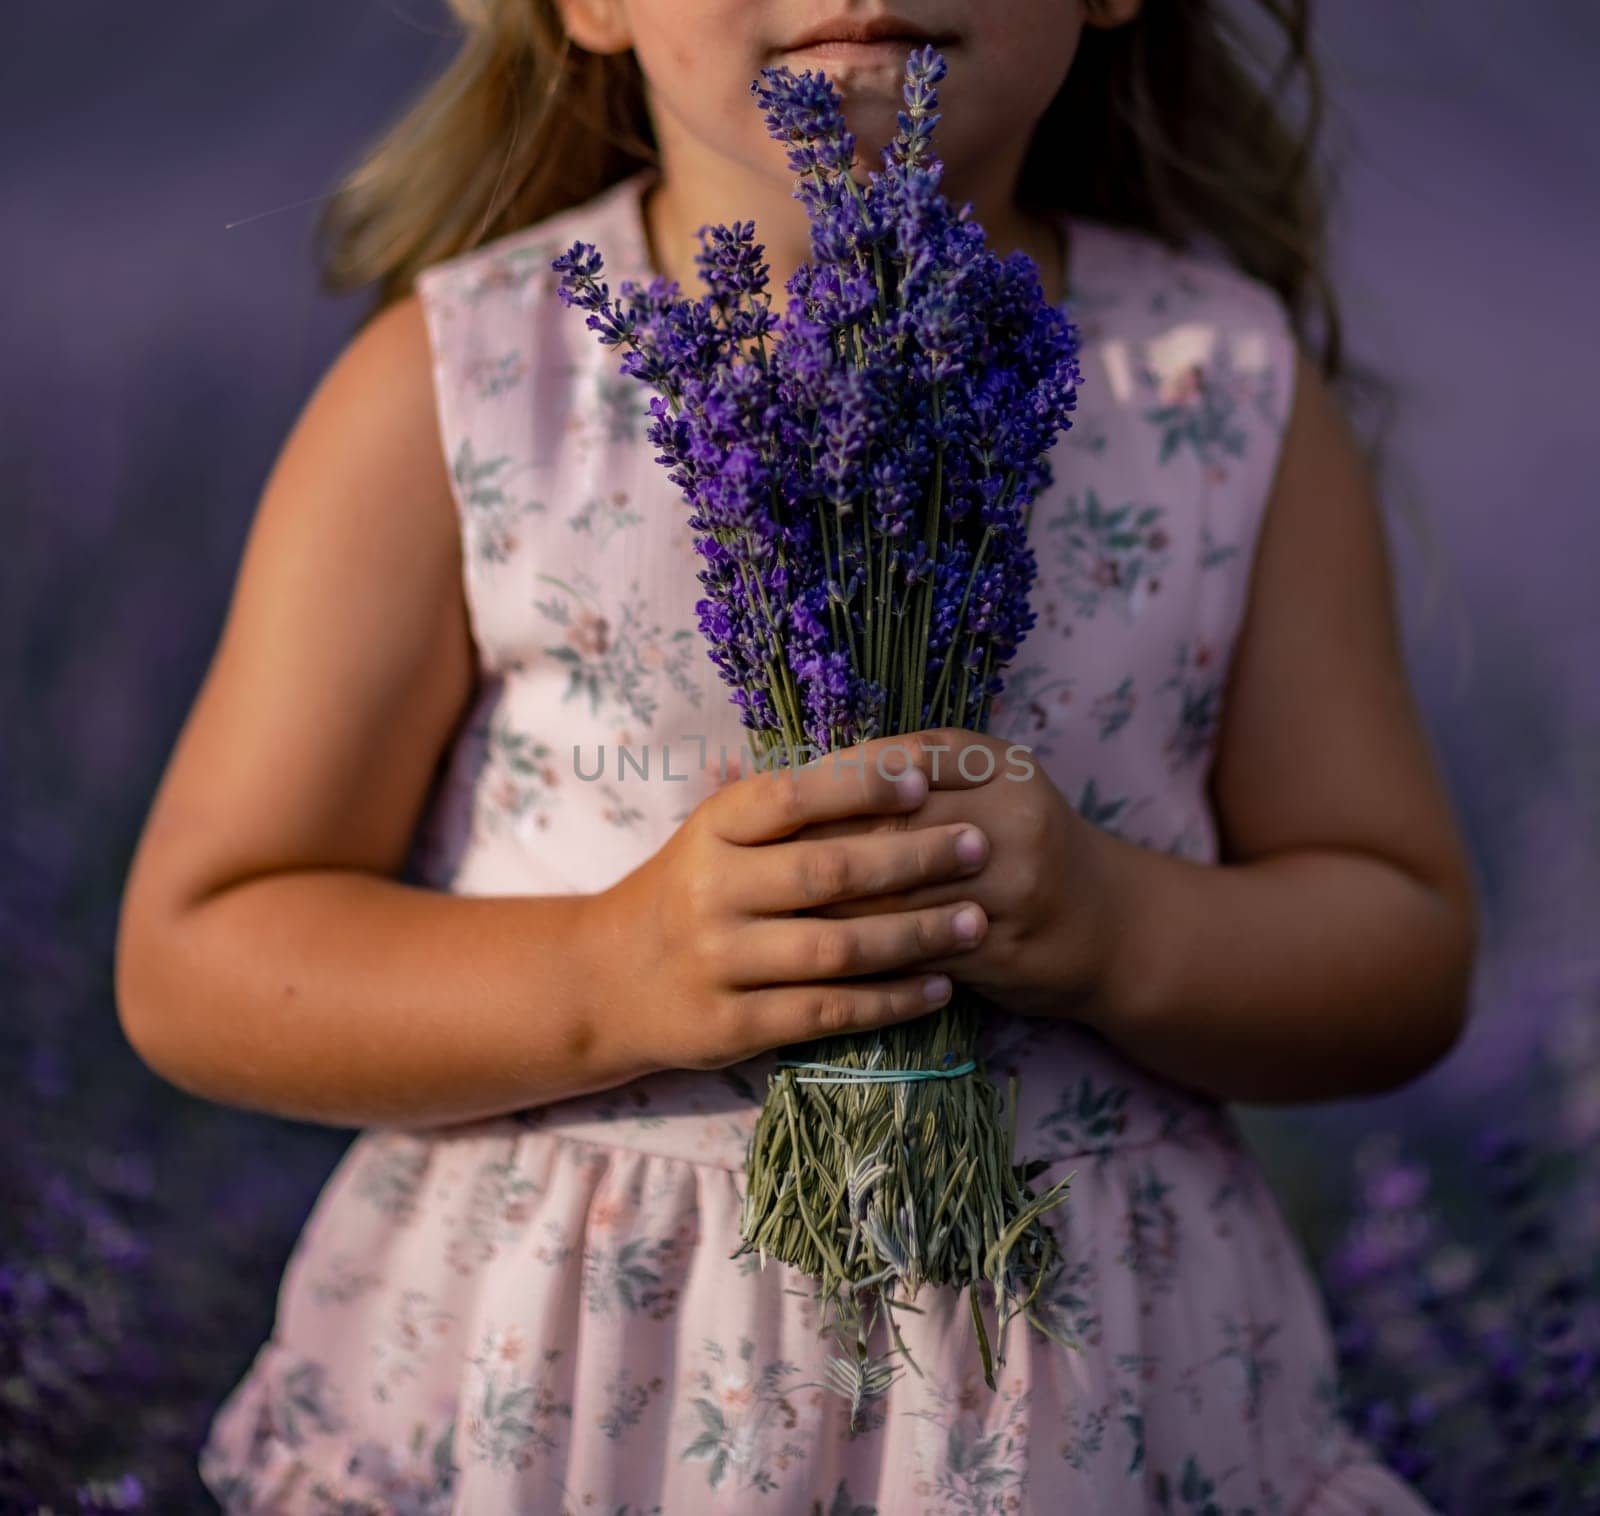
xmin=777 ymin=38 xmax=953 ymax=76
xmin=780 ymin=38 xmax=957 ymax=63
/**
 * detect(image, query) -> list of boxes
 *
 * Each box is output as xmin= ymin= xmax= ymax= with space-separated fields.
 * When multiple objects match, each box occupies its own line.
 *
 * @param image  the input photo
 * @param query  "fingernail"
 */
xmin=954 ymin=827 xmax=985 ymax=866
xmin=953 ymin=905 xmax=983 ymax=942
xmin=896 ymin=768 xmax=927 ymax=805
xmin=923 ymin=974 xmax=951 ymax=1003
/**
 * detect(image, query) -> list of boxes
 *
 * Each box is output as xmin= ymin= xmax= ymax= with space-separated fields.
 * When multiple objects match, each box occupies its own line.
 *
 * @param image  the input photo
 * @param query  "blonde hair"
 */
xmin=317 ymin=0 xmax=652 ymax=328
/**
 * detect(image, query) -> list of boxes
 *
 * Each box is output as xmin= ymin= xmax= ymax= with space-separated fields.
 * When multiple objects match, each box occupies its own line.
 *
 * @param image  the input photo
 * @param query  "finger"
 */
xmin=828 ymin=728 xmax=1002 ymax=789
xmin=737 ymin=970 xmax=955 ymax=1051
xmin=740 ymin=823 xmax=988 ymax=916
xmin=804 ymin=882 xmax=967 ymax=920
xmin=793 ymin=786 xmax=971 ymax=845
xmin=899 ymin=727 xmax=1026 ymax=791
xmin=706 ymin=729 xmax=1010 ymax=846
xmin=727 ymin=899 xmax=987 ymax=987
xmin=708 ymin=738 xmax=931 ymax=847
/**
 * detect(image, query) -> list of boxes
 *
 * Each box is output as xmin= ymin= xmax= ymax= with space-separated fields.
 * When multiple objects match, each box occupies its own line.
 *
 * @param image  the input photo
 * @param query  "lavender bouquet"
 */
xmin=554 ymin=47 xmax=1082 ymax=1416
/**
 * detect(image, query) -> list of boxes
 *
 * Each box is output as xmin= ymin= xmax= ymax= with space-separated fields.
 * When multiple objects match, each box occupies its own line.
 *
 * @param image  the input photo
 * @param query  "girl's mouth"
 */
xmin=781 ymin=38 xmax=956 ymax=63
xmin=775 ymin=16 xmax=959 ymax=63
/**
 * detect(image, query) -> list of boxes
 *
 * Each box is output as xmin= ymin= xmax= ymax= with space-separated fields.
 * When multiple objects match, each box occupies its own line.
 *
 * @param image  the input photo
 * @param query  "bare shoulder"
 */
xmin=117 ymin=290 xmax=474 ymax=935
xmin=1209 ymin=348 xmax=1477 ymax=913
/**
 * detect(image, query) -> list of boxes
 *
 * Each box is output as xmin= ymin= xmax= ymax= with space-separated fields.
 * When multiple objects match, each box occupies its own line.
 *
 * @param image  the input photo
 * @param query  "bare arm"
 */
xmin=114 ymin=294 xmax=986 ymax=1131
xmin=113 ymin=294 xmax=655 ymax=1131
xmin=1076 ymin=350 xmax=1480 ymax=1104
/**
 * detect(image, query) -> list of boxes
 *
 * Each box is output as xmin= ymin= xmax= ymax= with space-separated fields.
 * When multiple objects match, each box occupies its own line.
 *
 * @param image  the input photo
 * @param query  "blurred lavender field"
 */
xmin=3 ymin=3 xmax=1596 ymax=1509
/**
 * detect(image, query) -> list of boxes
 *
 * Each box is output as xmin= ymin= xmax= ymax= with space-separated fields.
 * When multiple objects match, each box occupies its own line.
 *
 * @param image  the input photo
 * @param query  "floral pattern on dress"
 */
xmin=569 ymin=487 xmax=645 ymax=550
xmin=1151 ymin=1453 xmax=1263 ymax=1515
xmin=1158 ymin=639 xmax=1226 ymax=774
xmin=597 ymin=1367 xmax=665 ymax=1441
xmin=1073 ymin=774 xmax=1143 ymax=840
xmin=1173 ymin=1311 xmax=1285 ymax=1424
xmin=1043 ymin=490 xmax=1172 ymax=622
xmin=597 ymin=780 xmax=649 ymax=831
xmin=200 ymin=172 xmax=1438 ymax=1516
xmin=443 ymin=1150 xmax=543 ymax=1275
xmin=905 ymin=1373 xmax=1033 ymax=1515
xmin=1036 ymin=1242 xmax=1104 ymax=1353
xmin=451 ymin=437 xmax=547 ymax=565
xmin=1120 ymin=1162 xmax=1184 ymax=1305
xmin=342 ymin=1426 xmax=461 ymax=1515
xmin=480 ymin=705 xmax=561 ymax=836
xmin=458 ymin=236 xmax=564 ymax=306
xmin=1141 ymin=344 xmax=1277 ymax=480
xmin=462 ymin=1332 xmax=572 ymax=1473
xmin=679 ymin=1336 xmax=814 ymax=1494
xmin=349 ymin=1133 xmax=430 ymax=1225
xmin=463 ymin=349 xmax=529 ymax=401
xmin=595 ymin=371 xmax=651 ymax=443
xmin=533 ymin=570 xmax=704 ymax=729
xmin=307 ymin=1251 xmax=383 ymax=1309
xmin=1092 ymin=674 xmax=1138 ymax=739
xmin=985 ymin=660 xmax=1076 ymax=762
xmin=371 ymin=1288 xmax=457 ymax=1406
xmin=1036 ymin=1075 xmax=1134 ymax=1160
xmin=582 ymin=1221 xmax=693 ymax=1321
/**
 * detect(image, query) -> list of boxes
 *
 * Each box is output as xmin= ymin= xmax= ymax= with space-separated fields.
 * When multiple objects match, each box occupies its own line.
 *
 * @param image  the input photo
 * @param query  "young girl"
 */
xmin=115 ymin=0 xmax=1478 ymax=1510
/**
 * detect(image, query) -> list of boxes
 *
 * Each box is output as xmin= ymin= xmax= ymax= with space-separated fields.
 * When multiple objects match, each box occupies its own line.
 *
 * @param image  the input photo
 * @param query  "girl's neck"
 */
xmin=639 ymin=169 xmax=1069 ymax=310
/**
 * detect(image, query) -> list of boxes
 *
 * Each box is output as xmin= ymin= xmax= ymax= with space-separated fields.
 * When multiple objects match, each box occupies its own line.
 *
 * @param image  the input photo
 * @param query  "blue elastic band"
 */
xmin=776 ymin=1056 xmax=977 ymax=1085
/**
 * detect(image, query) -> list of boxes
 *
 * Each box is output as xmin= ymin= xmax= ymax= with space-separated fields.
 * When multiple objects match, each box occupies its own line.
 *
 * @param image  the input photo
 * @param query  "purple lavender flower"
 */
xmin=554 ymin=44 xmax=1079 ymax=762
xmin=1325 ymin=1117 xmax=1600 ymax=1514
xmin=752 ymin=65 xmax=858 ymax=181
xmin=889 ymin=46 xmax=946 ymax=170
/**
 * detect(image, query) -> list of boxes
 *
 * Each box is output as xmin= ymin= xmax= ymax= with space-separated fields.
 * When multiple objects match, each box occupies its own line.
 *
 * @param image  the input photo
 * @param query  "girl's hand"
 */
xmin=714 ymin=728 xmax=1128 ymax=1022
xmin=580 ymin=733 xmax=997 ymax=1073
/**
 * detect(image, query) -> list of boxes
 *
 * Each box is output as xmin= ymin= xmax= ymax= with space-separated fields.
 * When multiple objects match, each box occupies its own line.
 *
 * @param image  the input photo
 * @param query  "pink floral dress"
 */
xmin=198 ymin=166 xmax=1438 ymax=1515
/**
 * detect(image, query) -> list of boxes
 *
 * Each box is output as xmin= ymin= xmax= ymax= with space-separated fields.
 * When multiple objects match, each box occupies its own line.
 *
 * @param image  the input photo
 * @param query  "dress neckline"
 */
xmin=607 ymin=164 xmax=1082 ymax=309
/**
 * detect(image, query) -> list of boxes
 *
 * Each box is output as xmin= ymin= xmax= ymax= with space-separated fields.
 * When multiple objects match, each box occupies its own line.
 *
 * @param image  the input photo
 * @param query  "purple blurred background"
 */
xmin=4 ymin=3 xmax=1597 ymax=1508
